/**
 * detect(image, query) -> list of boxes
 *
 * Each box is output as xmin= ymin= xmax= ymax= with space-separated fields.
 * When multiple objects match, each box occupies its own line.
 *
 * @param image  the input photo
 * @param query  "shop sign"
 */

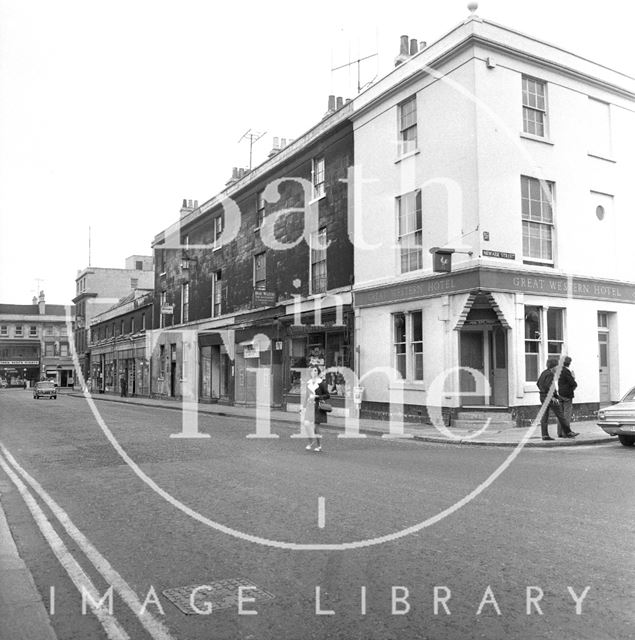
xmin=244 ymin=344 xmax=260 ymax=358
xmin=0 ymin=360 xmax=39 ymax=365
xmin=253 ymin=289 xmax=277 ymax=307
xmin=161 ymin=304 xmax=174 ymax=314
xmin=353 ymin=386 xmax=364 ymax=405
xmin=482 ymin=250 xmax=515 ymax=260
xmin=274 ymin=341 xmax=283 ymax=350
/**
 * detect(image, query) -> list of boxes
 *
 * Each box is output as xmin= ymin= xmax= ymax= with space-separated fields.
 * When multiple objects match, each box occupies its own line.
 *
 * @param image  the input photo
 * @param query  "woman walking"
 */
xmin=303 ymin=366 xmax=330 ymax=453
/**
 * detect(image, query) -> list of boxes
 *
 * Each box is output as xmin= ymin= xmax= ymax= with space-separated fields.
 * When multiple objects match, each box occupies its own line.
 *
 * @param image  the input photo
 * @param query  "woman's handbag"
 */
xmin=318 ymin=400 xmax=333 ymax=412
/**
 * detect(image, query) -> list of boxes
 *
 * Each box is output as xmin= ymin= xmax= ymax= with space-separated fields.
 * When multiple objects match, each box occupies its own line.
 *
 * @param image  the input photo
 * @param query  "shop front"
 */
xmin=233 ymin=328 xmax=282 ymax=407
xmin=283 ymin=309 xmax=354 ymax=413
xmin=0 ymin=361 xmax=40 ymax=387
xmin=199 ymin=333 xmax=233 ymax=404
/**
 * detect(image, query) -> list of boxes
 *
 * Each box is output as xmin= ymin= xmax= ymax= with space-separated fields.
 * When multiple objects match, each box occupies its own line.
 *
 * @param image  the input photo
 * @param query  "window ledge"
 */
xmin=394 ymin=149 xmax=420 ymax=164
xmin=308 ymin=194 xmax=326 ymax=206
xmin=523 ymin=384 xmax=539 ymax=393
xmin=522 ymin=260 xmax=554 ymax=268
xmin=587 ymin=153 xmax=616 ymax=164
xmin=520 ymin=133 xmax=554 ymax=146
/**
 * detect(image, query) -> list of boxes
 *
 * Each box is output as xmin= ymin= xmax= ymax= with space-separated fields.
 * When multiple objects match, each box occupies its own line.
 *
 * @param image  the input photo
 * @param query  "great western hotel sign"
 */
xmin=354 ymin=267 xmax=635 ymax=307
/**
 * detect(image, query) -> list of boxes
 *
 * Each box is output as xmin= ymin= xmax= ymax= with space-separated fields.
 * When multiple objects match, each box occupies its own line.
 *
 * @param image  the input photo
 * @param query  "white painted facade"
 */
xmin=351 ymin=15 xmax=635 ymax=417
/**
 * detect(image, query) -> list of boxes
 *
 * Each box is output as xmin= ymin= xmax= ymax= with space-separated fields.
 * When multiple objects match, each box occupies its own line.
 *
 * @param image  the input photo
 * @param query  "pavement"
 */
xmin=0 ymin=387 xmax=616 ymax=640
xmin=66 ymin=388 xmax=613 ymax=448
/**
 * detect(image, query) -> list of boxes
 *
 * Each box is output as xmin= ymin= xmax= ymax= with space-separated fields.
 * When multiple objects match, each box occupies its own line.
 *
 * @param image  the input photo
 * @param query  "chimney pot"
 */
xmin=188 ymin=199 xmax=193 ymax=208
xmin=328 ymin=95 xmax=336 ymax=111
xmin=273 ymin=136 xmax=279 ymax=149
xmin=400 ymin=35 xmax=409 ymax=55
xmin=280 ymin=138 xmax=286 ymax=147
xmin=336 ymin=96 xmax=343 ymax=109
xmin=182 ymin=198 xmax=187 ymax=208
xmin=194 ymin=200 xmax=198 ymax=208
xmin=410 ymin=38 xmax=418 ymax=55
xmin=32 ymin=296 xmax=37 ymax=305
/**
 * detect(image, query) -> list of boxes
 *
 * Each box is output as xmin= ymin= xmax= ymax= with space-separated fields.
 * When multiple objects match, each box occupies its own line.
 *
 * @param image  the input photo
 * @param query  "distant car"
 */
xmin=33 ymin=381 xmax=57 ymax=400
xmin=597 ymin=387 xmax=635 ymax=446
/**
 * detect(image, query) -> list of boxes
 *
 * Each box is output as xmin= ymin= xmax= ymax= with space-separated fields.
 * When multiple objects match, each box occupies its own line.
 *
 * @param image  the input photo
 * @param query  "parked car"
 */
xmin=597 ymin=387 xmax=635 ymax=446
xmin=33 ymin=381 xmax=57 ymax=400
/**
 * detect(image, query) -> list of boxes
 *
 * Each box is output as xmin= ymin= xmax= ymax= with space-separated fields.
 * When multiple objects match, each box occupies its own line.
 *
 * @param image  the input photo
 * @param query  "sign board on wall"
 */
xmin=161 ymin=304 xmax=174 ymax=315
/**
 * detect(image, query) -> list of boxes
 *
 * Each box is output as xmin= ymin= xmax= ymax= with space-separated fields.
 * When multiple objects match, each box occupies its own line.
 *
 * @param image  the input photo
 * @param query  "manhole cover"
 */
xmin=162 ymin=578 xmax=275 ymax=614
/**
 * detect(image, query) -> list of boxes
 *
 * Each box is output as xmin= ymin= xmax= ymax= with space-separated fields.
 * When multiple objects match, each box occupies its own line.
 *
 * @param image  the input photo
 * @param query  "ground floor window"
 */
xmin=524 ymin=305 xmax=565 ymax=381
xmin=287 ymin=330 xmax=350 ymax=396
xmin=393 ymin=310 xmax=423 ymax=381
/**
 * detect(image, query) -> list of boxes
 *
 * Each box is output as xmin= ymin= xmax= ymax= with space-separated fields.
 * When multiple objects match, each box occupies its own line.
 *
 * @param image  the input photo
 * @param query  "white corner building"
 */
xmin=350 ymin=12 xmax=635 ymax=425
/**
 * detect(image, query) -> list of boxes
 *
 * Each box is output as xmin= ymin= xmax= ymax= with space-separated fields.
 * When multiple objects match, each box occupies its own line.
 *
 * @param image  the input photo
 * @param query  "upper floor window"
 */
xmin=398 ymin=95 xmax=417 ymax=154
xmin=141 ymin=313 xmax=146 ymax=330
xmin=312 ymin=156 xmax=325 ymax=199
xmin=393 ymin=310 xmax=423 ymax=381
xmin=45 ymin=342 xmax=55 ymax=356
xmin=159 ymin=292 xmax=166 ymax=329
xmin=0 ymin=325 xmax=7 ymax=336
xmin=212 ymin=270 xmax=223 ymax=318
xmin=254 ymin=252 xmax=266 ymax=290
xmin=181 ymin=283 xmax=189 ymax=323
xmin=135 ymin=260 xmax=143 ymax=270
xmin=212 ymin=216 xmax=224 ymax=249
xmin=29 ymin=326 xmax=37 ymax=336
xmin=521 ymin=176 xmax=554 ymax=264
xmin=588 ymin=97 xmax=611 ymax=158
xmin=15 ymin=325 xmax=23 ymax=336
xmin=131 ymin=317 xmax=136 ymax=334
xmin=60 ymin=343 xmax=69 ymax=356
xmin=522 ymin=76 xmax=547 ymax=137
xmin=120 ymin=320 xmax=125 ymax=335
xmin=310 ymin=228 xmax=327 ymax=294
xmin=397 ymin=190 xmax=423 ymax=273
xmin=256 ymin=191 xmax=266 ymax=228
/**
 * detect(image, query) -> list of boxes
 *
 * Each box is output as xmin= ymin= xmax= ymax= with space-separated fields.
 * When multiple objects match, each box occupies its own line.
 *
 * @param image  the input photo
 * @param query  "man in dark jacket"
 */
xmin=557 ymin=356 xmax=578 ymax=437
xmin=536 ymin=358 xmax=578 ymax=440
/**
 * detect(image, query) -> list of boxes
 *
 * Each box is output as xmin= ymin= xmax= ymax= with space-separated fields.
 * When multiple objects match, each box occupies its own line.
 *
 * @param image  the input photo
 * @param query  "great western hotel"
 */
xmin=349 ymin=15 xmax=635 ymax=426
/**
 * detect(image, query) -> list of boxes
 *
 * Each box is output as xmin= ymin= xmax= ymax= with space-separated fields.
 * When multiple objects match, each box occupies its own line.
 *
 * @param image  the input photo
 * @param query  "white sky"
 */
xmin=0 ymin=0 xmax=633 ymax=305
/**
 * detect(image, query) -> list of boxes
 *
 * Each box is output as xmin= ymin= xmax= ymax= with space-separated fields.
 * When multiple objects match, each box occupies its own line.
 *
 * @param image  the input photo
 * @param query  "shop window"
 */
xmin=393 ymin=311 xmax=423 ymax=381
xmin=397 ymin=190 xmax=422 ymax=273
xmin=310 ymin=228 xmax=327 ymax=294
xmin=524 ymin=305 xmax=565 ymax=381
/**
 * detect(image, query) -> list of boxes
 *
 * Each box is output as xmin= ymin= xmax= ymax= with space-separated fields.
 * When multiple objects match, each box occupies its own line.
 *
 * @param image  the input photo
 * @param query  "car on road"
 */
xmin=33 ymin=381 xmax=57 ymax=400
xmin=597 ymin=387 xmax=635 ymax=446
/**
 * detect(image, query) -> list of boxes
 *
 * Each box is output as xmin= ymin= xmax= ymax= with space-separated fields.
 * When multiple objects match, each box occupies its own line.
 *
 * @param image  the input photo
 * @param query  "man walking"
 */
xmin=536 ymin=358 xmax=579 ymax=441
xmin=557 ymin=356 xmax=578 ymax=437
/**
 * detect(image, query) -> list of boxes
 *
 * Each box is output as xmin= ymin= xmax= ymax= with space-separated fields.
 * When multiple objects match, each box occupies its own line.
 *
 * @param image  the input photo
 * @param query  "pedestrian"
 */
xmin=557 ymin=356 xmax=578 ymax=436
xmin=536 ymin=358 xmax=579 ymax=440
xmin=120 ymin=373 xmax=128 ymax=397
xmin=302 ymin=365 xmax=330 ymax=453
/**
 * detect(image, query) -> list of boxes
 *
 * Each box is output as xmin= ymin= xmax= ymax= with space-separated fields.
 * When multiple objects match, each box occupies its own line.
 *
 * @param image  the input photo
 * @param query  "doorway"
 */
xmin=459 ymin=331 xmax=485 ymax=405
xmin=598 ymin=312 xmax=610 ymax=403
xmin=489 ymin=326 xmax=508 ymax=406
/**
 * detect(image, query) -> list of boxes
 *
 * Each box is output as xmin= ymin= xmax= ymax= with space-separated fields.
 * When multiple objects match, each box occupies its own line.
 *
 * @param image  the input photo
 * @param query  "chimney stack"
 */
xmin=32 ymin=296 xmax=37 ymax=305
xmin=395 ymin=34 xmax=421 ymax=66
xmin=180 ymin=198 xmax=197 ymax=219
xmin=38 ymin=290 xmax=45 ymax=315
